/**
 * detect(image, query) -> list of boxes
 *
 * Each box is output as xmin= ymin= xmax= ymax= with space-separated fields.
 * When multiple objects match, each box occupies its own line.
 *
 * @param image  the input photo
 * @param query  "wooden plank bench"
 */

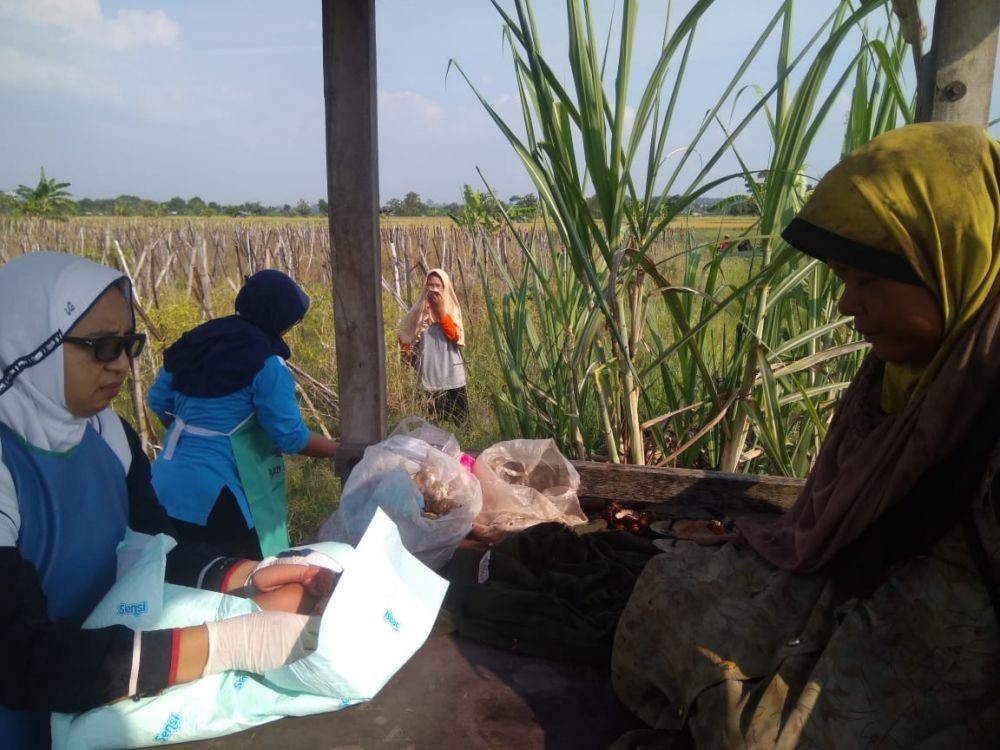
xmin=175 ymin=462 xmax=803 ymax=748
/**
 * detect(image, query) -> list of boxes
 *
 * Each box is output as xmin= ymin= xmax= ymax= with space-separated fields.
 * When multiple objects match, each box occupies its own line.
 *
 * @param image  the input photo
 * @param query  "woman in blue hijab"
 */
xmin=149 ymin=270 xmax=340 ymax=559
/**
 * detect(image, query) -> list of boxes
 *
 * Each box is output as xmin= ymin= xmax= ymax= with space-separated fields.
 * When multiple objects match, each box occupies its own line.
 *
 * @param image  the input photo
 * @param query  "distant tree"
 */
xmin=507 ymin=193 xmax=539 ymax=221
xmin=232 ymin=201 xmax=266 ymax=216
xmin=709 ymin=194 xmax=757 ymax=216
xmin=450 ymin=184 xmax=502 ymax=232
xmin=404 ymin=192 xmax=429 ymax=215
xmin=187 ymin=196 xmax=207 ymax=215
xmin=382 ymin=191 xmax=430 ymax=216
xmin=317 ymin=198 xmax=329 ymax=214
xmin=15 ymin=167 xmax=76 ymax=219
xmin=294 ymin=199 xmax=313 ymax=216
xmin=0 ymin=192 xmax=18 ymax=215
xmin=109 ymin=194 xmax=157 ymax=216
xmin=165 ymin=196 xmax=187 ymax=214
xmin=644 ymin=193 xmax=685 ymax=218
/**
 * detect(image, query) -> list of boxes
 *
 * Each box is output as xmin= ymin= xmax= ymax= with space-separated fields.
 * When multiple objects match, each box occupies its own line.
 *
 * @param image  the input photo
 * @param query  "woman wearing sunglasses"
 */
xmin=0 ymin=252 xmax=332 ymax=748
xmin=147 ymin=269 xmax=340 ymax=560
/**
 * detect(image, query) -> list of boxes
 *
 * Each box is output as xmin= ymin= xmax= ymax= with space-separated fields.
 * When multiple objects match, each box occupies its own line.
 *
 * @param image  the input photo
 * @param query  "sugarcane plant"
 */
xmin=454 ymin=0 xmax=912 ymax=475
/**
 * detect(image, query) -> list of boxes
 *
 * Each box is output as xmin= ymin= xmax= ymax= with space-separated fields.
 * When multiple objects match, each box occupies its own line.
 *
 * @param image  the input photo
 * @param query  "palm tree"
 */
xmin=15 ymin=167 xmax=76 ymax=219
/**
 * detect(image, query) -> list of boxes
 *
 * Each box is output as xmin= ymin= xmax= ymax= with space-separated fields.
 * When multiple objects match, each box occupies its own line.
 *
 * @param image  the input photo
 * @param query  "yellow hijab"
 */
xmin=788 ymin=122 xmax=1000 ymax=412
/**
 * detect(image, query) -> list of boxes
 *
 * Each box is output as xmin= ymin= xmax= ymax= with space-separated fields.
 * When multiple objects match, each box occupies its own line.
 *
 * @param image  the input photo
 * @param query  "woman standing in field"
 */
xmin=613 ymin=123 xmax=1000 ymax=745
xmin=148 ymin=270 xmax=339 ymax=559
xmin=397 ymin=268 xmax=469 ymax=424
xmin=0 ymin=253 xmax=332 ymax=748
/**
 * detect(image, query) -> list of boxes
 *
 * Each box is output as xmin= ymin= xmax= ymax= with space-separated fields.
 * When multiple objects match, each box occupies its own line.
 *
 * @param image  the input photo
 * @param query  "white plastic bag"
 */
xmin=390 ymin=415 xmax=461 ymax=457
xmin=472 ymin=438 xmax=587 ymax=542
xmin=317 ymin=423 xmax=482 ymax=570
xmin=52 ymin=509 xmax=447 ymax=749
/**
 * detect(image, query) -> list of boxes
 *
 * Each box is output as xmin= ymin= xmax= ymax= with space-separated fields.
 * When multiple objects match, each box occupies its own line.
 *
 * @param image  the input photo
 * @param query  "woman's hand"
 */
xmin=201 ymin=611 xmax=322 ymax=676
xmin=427 ymin=290 xmax=445 ymax=319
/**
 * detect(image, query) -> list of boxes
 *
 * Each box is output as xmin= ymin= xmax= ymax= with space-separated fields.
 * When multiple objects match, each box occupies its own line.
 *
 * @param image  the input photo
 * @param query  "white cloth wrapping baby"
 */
xmin=51 ymin=508 xmax=448 ymax=749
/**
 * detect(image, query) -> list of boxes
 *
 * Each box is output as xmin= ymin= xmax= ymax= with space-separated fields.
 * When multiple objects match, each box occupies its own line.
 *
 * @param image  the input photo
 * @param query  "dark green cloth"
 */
xmin=443 ymin=523 xmax=659 ymax=664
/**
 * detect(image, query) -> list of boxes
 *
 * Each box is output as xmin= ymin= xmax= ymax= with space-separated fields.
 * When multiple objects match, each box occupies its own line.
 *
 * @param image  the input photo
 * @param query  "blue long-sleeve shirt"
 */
xmin=148 ymin=355 xmax=310 ymax=526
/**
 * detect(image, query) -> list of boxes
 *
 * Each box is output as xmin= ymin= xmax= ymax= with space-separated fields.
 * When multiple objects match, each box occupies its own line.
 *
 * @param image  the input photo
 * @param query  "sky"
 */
xmin=1 ymin=0 xmax=997 ymax=207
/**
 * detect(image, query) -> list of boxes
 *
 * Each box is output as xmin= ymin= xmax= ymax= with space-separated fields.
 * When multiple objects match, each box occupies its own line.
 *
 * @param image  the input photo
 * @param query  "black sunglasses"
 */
xmin=63 ymin=332 xmax=147 ymax=363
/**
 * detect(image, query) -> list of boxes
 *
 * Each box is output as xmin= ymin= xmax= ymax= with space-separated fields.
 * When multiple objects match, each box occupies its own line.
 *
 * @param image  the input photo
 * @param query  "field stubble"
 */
xmin=0 ymin=214 xmax=754 ymax=541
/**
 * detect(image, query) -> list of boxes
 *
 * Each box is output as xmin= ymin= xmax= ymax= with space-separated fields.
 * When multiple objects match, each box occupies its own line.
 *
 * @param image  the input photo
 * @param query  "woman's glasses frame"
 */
xmin=63 ymin=332 xmax=147 ymax=363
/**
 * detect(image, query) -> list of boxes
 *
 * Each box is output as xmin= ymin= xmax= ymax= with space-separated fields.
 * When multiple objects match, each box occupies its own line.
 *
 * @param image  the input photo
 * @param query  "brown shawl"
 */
xmin=739 ymin=123 xmax=1000 ymax=572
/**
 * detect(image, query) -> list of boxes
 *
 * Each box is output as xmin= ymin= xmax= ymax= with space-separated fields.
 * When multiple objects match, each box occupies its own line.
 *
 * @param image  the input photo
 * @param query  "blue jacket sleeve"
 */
xmin=251 ymin=357 xmax=310 ymax=454
xmin=146 ymin=367 xmax=175 ymax=422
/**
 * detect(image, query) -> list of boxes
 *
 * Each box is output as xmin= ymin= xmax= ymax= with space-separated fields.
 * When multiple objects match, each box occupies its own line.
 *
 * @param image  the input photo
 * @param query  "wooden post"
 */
xmin=917 ymin=0 xmax=1000 ymax=124
xmin=322 ymin=0 xmax=387 ymax=481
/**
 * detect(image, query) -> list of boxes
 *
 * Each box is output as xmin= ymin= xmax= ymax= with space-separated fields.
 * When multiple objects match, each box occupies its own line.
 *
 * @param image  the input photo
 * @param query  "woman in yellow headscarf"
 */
xmin=612 ymin=123 xmax=1000 ymax=747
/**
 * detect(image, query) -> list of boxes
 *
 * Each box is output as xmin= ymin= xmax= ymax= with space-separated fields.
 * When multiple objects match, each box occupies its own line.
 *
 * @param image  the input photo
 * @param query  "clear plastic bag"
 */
xmin=317 ymin=420 xmax=482 ymax=570
xmin=390 ymin=416 xmax=461 ymax=457
xmin=472 ymin=438 xmax=587 ymax=543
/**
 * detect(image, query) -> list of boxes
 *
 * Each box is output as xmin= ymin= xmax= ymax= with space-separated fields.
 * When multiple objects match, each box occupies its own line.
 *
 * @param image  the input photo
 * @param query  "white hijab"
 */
xmin=0 ymin=252 xmax=132 ymax=452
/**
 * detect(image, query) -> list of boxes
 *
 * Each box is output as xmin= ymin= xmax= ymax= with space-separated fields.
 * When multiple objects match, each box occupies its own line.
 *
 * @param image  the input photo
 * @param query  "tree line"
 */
xmin=2 ymin=168 xmax=752 ymax=222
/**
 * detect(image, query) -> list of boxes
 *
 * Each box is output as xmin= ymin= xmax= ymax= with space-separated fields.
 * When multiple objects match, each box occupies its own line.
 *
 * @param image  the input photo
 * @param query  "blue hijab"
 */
xmin=163 ymin=270 xmax=310 ymax=397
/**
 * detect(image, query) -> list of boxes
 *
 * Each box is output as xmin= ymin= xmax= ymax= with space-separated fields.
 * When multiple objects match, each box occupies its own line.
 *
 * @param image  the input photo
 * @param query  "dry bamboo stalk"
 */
xmin=195 ymin=238 xmax=214 ymax=318
xmin=185 ymin=244 xmax=198 ymax=299
xmin=147 ymin=249 xmax=159 ymax=309
xmin=154 ymin=245 xmax=175 ymax=292
xmin=233 ymin=234 xmax=246 ymax=285
xmin=305 ymin=225 xmax=316 ymax=274
xmin=387 ymin=239 xmax=403 ymax=301
xmin=112 ymin=239 xmax=138 ymax=300
xmin=294 ymin=382 xmax=332 ymax=438
xmin=132 ymin=249 xmax=150 ymax=299
xmin=402 ymin=233 xmax=413 ymax=306
xmin=287 ymin=361 xmax=339 ymax=416
xmin=128 ymin=358 xmax=150 ymax=453
xmin=381 ymin=275 xmax=407 ymax=311
xmin=210 ymin=230 xmax=225 ymax=278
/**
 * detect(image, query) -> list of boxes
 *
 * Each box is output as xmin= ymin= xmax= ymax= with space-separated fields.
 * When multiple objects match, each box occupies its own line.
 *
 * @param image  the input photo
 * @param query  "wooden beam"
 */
xmin=322 ymin=0 xmax=386 ymax=478
xmin=573 ymin=461 xmax=804 ymax=517
xmin=917 ymin=0 xmax=1000 ymax=124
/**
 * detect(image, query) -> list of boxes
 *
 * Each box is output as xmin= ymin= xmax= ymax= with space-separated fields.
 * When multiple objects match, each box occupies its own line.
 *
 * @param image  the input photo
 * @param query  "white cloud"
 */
xmin=378 ymin=90 xmax=448 ymax=132
xmin=102 ymin=9 xmax=180 ymax=51
xmin=0 ymin=0 xmax=102 ymax=30
xmin=0 ymin=0 xmax=180 ymax=50
xmin=0 ymin=45 xmax=120 ymax=101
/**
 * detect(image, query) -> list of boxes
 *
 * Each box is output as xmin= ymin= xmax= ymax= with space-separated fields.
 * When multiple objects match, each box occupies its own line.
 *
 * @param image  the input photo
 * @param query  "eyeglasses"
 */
xmin=63 ymin=332 xmax=147 ymax=363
